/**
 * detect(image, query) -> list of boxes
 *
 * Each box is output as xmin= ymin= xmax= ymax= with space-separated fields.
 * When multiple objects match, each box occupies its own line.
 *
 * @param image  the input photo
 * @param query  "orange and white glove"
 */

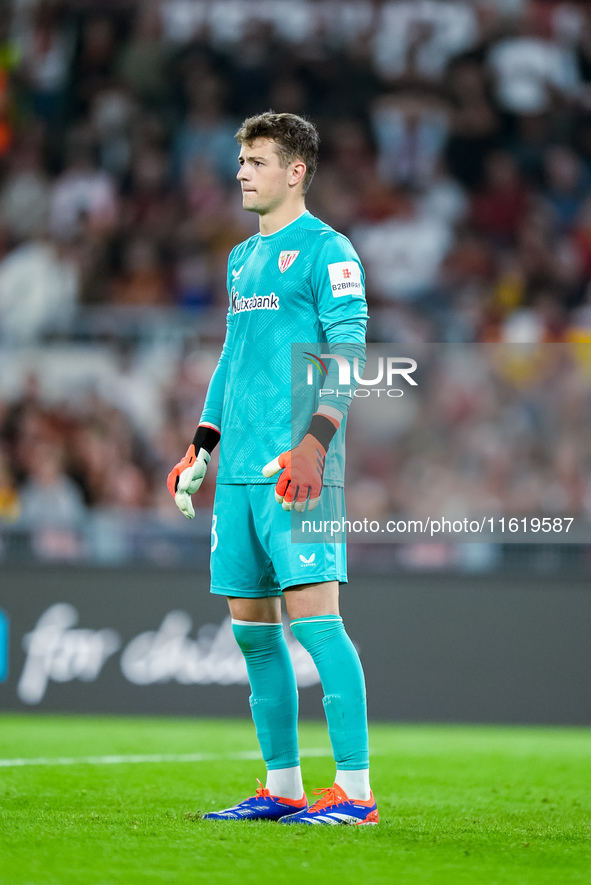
xmin=167 ymin=424 xmax=220 ymax=519
xmin=262 ymin=414 xmax=339 ymax=512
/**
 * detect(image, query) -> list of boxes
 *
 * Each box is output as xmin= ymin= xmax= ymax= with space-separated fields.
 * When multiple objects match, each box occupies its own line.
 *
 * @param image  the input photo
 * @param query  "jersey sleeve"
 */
xmin=311 ymin=234 xmax=368 ymax=340
xmin=311 ymin=235 xmax=368 ymax=421
xmin=199 ymin=247 xmax=242 ymax=431
xmin=199 ymin=244 xmax=244 ymax=430
xmin=199 ymin=307 xmax=234 ymax=431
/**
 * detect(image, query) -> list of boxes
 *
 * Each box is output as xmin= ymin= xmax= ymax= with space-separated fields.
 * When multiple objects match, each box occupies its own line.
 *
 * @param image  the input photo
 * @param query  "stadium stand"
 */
xmin=1 ymin=0 xmax=591 ymax=566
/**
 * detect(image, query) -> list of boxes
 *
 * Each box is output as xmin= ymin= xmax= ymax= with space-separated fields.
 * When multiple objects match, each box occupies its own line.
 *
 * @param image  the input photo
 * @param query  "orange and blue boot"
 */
xmin=280 ymin=783 xmax=378 ymax=825
xmin=203 ymin=780 xmax=307 ymax=821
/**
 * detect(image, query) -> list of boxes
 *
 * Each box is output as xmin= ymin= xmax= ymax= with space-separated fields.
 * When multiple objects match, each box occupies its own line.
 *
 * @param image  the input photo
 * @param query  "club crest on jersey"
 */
xmin=278 ymin=250 xmax=300 ymax=273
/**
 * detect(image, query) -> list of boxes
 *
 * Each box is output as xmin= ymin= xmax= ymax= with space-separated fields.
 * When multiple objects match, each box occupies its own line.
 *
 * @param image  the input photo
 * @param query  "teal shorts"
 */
xmin=210 ymin=483 xmax=347 ymax=597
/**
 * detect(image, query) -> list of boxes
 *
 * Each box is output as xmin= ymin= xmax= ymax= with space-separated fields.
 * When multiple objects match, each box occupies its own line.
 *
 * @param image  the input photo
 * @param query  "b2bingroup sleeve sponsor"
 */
xmin=327 ymin=260 xmax=364 ymax=299
xmin=312 ymin=235 xmax=368 ymax=336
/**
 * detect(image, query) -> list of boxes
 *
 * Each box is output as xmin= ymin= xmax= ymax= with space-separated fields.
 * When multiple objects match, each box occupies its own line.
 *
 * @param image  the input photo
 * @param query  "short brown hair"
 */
xmin=236 ymin=111 xmax=319 ymax=193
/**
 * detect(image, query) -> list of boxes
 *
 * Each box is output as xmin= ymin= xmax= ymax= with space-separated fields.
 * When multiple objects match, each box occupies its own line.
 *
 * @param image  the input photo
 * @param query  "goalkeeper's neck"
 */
xmin=258 ymin=195 xmax=307 ymax=237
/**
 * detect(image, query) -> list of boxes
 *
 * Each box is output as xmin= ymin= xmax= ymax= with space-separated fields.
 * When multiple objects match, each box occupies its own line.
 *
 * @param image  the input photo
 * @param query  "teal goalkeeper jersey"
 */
xmin=200 ymin=211 xmax=368 ymax=485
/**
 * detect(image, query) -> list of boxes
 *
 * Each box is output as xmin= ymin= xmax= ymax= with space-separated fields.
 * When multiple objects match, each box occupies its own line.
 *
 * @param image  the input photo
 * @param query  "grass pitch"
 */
xmin=1 ymin=716 xmax=590 ymax=884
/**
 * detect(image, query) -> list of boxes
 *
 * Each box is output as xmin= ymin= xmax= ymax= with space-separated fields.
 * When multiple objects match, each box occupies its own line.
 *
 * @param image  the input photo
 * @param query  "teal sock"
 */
xmin=290 ymin=615 xmax=369 ymax=771
xmin=231 ymin=621 xmax=299 ymax=770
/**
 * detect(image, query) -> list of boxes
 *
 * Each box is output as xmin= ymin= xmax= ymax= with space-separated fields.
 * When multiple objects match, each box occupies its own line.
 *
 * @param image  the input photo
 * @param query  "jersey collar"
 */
xmin=259 ymin=210 xmax=310 ymax=240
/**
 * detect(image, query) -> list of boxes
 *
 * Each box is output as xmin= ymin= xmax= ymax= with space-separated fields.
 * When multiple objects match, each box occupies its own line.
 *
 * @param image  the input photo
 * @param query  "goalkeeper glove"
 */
xmin=167 ymin=424 xmax=220 ymax=519
xmin=262 ymin=413 xmax=339 ymax=512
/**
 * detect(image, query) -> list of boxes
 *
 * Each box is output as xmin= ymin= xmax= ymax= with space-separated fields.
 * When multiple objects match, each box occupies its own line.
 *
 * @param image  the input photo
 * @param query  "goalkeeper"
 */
xmin=167 ymin=112 xmax=377 ymax=825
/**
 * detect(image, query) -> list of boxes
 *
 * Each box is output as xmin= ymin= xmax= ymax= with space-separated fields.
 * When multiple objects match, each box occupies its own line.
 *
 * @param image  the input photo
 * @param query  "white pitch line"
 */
xmin=0 ymin=748 xmax=332 ymax=769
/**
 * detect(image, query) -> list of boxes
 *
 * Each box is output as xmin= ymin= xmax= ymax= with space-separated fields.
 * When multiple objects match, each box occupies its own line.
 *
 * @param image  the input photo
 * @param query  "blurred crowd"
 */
xmin=2 ymin=0 xmax=591 ymax=341
xmin=2 ymin=0 xmax=591 ymax=555
xmin=0 ymin=344 xmax=219 ymax=537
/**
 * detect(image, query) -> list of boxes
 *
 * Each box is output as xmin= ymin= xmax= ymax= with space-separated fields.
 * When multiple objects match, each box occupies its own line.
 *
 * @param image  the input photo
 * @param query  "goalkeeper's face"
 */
xmin=237 ymin=138 xmax=302 ymax=215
